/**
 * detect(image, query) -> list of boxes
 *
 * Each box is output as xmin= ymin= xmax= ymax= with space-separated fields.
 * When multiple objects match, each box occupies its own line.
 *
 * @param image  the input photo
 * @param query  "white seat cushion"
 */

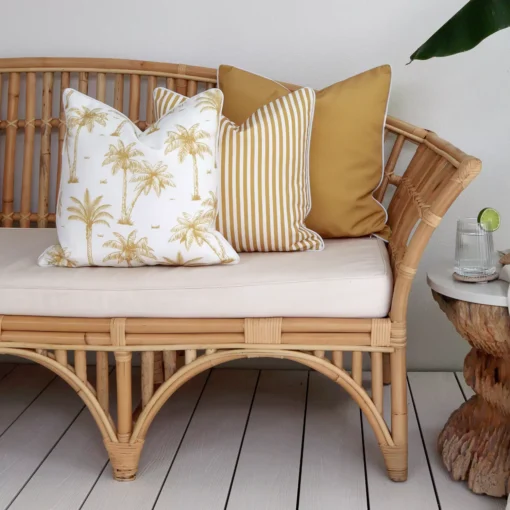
xmin=0 ymin=229 xmax=392 ymax=318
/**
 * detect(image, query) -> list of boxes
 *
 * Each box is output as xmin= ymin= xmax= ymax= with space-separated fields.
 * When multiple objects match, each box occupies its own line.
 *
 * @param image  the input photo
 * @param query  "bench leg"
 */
xmin=104 ymin=439 xmax=144 ymax=481
xmin=387 ymin=347 xmax=408 ymax=481
xmin=109 ymin=350 xmax=141 ymax=481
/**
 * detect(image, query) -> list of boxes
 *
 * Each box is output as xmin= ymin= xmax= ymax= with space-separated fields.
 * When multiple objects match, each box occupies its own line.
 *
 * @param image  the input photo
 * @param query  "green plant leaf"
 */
xmin=410 ymin=0 xmax=510 ymax=62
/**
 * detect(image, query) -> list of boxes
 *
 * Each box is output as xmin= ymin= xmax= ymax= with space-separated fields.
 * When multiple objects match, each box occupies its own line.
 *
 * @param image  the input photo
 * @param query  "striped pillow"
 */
xmin=153 ymin=87 xmax=323 ymax=252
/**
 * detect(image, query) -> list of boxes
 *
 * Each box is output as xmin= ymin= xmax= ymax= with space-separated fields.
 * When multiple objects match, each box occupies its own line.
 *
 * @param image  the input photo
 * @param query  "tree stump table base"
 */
xmin=432 ymin=290 xmax=510 ymax=497
xmin=438 ymin=395 xmax=510 ymax=497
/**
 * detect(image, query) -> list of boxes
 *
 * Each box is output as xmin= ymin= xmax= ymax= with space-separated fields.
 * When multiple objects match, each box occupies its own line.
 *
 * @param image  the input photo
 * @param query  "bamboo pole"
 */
xmin=176 ymin=77 xmax=187 ymax=96
xmin=114 ymin=74 xmax=124 ymax=112
xmin=186 ymin=80 xmax=197 ymax=97
xmin=55 ymin=349 xmax=67 ymax=366
xmin=96 ymin=72 xmax=106 ymax=102
xmin=20 ymin=72 xmax=36 ymax=228
xmin=128 ymin=74 xmax=140 ymax=121
xmin=38 ymin=72 xmax=53 ymax=228
xmin=146 ymin=75 xmax=157 ymax=125
xmin=96 ymin=351 xmax=109 ymax=414
xmin=153 ymin=351 xmax=164 ymax=385
xmin=352 ymin=351 xmax=363 ymax=386
xmin=2 ymin=72 xmax=20 ymax=227
xmin=74 ymin=350 xmax=87 ymax=382
xmin=371 ymin=352 xmax=383 ymax=414
xmin=141 ymin=351 xmax=155 ymax=409
xmin=185 ymin=350 xmax=197 ymax=365
xmin=78 ymin=72 xmax=88 ymax=94
xmin=1 ymin=341 xmax=393 ymax=353
xmin=115 ymin=351 xmax=132 ymax=442
xmin=332 ymin=351 xmax=343 ymax=370
xmin=163 ymin=351 xmax=176 ymax=380
xmin=0 ymin=57 xmax=219 ymax=81
xmin=391 ymin=348 xmax=407 ymax=447
xmin=389 ymin=347 xmax=408 ymax=481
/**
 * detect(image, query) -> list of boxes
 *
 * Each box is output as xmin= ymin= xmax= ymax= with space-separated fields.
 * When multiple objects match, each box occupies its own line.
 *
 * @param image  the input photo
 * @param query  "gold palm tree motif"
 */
xmin=195 ymin=90 xmax=222 ymax=114
xmin=126 ymin=161 xmax=175 ymax=222
xmin=165 ymin=124 xmax=212 ymax=201
xmin=67 ymin=189 xmax=113 ymax=265
xmin=201 ymin=191 xmax=228 ymax=260
xmin=63 ymin=90 xmax=74 ymax=177
xmin=109 ymin=110 xmax=132 ymax=137
xmin=162 ymin=251 xmax=204 ymax=266
xmin=103 ymin=230 xmax=156 ymax=267
xmin=102 ymin=140 xmax=143 ymax=224
xmin=170 ymin=210 xmax=233 ymax=263
xmin=110 ymin=120 xmax=129 ymax=137
xmin=201 ymin=191 xmax=218 ymax=221
xmin=67 ymin=106 xmax=108 ymax=183
xmin=45 ymin=245 xmax=78 ymax=267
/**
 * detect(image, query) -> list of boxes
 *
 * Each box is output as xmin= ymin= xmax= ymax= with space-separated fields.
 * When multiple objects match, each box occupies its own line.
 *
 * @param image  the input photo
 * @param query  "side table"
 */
xmin=427 ymin=266 xmax=510 ymax=497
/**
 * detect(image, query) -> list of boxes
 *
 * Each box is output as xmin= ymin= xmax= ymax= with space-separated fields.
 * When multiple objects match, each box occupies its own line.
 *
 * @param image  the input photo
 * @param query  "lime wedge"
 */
xmin=478 ymin=208 xmax=501 ymax=232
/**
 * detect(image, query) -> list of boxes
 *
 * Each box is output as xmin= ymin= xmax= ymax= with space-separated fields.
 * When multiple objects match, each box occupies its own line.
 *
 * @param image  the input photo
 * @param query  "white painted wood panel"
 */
xmin=226 ymin=370 xmax=307 ymax=510
xmin=83 ymin=371 xmax=209 ymax=510
xmin=364 ymin=381 xmax=438 ymax=509
xmin=0 ymin=377 xmax=84 ymax=510
xmin=408 ymin=372 xmax=506 ymax=510
xmin=154 ymin=369 xmax=259 ymax=510
xmin=299 ymin=372 xmax=367 ymax=509
xmin=456 ymin=371 xmax=475 ymax=399
xmin=0 ymin=365 xmax=55 ymax=435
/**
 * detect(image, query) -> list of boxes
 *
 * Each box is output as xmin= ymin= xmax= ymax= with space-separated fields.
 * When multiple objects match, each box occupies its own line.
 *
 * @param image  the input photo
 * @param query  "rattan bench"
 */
xmin=0 ymin=57 xmax=481 ymax=481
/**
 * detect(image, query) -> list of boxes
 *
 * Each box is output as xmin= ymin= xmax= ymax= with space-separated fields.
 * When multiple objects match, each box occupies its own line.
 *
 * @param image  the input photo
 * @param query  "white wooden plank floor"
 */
xmin=0 ymin=365 xmax=506 ymax=510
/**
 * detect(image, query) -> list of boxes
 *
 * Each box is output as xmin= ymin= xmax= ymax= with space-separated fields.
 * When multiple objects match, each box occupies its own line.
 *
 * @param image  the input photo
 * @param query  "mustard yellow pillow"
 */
xmin=218 ymin=65 xmax=391 ymax=240
xmin=154 ymin=87 xmax=323 ymax=252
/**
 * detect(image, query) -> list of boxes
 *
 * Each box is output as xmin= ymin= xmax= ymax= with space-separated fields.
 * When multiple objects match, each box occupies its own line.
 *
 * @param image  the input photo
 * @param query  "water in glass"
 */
xmin=454 ymin=218 xmax=496 ymax=277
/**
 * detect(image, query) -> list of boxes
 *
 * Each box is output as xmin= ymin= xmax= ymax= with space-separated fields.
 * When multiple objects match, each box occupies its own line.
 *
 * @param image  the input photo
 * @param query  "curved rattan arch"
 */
xmin=0 ymin=347 xmax=118 ymax=443
xmin=132 ymin=350 xmax=394 ymax=447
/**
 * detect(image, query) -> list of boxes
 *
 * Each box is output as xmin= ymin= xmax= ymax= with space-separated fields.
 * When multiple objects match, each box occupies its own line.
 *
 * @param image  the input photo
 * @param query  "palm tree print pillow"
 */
xmin=38 ymin=88 xmax=239 ymax=267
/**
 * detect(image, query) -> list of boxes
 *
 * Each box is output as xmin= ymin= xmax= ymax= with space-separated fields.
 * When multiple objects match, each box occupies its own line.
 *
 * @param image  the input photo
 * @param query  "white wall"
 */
xmin=3 ymin=0 xmax=510 ymax=370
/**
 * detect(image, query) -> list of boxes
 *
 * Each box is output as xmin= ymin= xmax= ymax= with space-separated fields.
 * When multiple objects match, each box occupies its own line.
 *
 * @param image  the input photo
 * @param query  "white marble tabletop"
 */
xmin=426 ymin=264 xmax=508 ymax=307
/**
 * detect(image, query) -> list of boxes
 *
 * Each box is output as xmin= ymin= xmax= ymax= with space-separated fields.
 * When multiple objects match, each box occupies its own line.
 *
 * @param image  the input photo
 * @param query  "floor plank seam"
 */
xmin=78 ymin=458 xmax=110 ymax=510
xmin=0 ymin=364 xmax=17 ymax=384
xmin=454 ymin=372 xmax=468 ymax=402
xmin=360 ymin=409 xmax=371 ymax=510
xmin=0 ymin=373 xmax=57 ymax=441
xmin=295 ymin=370 xmax=310 ymax=510
xmin=150 ymin=369 xmax=213 ymax=510
xmin=224 ymin=370 xmax=261 ymax=510
xmin=5 ymin=404 xmax=86 ymax=510
xmin=407 ymin=375 xmax=442 ymax=510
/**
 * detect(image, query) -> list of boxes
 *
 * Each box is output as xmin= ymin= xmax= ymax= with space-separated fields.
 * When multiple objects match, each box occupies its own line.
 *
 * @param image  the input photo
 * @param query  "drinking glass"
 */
xmin=454 ymin=218 xmax=496 ymax=277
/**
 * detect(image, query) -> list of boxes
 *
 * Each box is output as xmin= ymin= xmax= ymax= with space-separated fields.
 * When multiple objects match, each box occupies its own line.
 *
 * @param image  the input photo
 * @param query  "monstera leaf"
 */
xmin=410 ymin=0 xmax=510 ymax=61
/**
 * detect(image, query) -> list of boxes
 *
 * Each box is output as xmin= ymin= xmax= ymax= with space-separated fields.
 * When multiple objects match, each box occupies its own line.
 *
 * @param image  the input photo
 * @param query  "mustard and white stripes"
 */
xmin=153 ymin=88 xmax=186 ymax=118
xmin=153 ymin=87 xmax=323 ymax=253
